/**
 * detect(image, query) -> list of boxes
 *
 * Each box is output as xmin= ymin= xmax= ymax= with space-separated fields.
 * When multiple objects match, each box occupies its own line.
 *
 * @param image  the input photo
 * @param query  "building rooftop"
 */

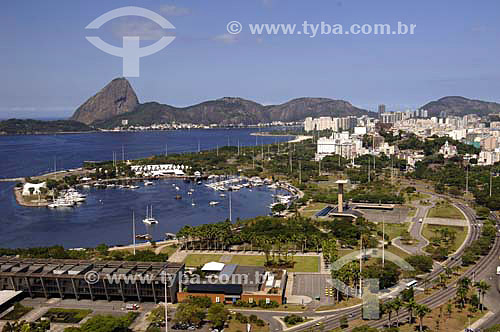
xmin=201 ymin=262 xmax=225 ymax=272
xmin=0 ymin=256 xmax=184 ymax=279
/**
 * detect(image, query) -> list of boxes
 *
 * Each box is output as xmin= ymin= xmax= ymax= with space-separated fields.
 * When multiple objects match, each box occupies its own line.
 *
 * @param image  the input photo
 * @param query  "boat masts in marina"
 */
xmin=143 ymin=205 xmax=159 ymax=225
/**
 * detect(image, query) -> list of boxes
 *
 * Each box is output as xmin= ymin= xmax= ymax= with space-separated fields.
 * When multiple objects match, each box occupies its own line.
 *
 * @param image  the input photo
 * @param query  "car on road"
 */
xmin=125 ymin=303 xmax=139 ymax=310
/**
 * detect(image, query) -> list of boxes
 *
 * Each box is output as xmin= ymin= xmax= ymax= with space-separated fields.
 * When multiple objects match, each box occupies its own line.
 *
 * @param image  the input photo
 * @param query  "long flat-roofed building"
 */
xmin=0 ymin=257 xmax=184 ymax=303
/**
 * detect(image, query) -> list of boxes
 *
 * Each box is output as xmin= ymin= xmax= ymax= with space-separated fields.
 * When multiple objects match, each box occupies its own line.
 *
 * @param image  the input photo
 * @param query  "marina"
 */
xmin=0 ymin=129 xmax=294 ymax=248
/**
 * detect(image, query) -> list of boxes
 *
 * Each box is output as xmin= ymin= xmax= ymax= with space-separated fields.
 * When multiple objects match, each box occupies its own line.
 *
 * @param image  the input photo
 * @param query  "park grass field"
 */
xmin=301 ymin=202 xmax=328 ymax=218
xmin=376 ymin=222 xmax=409 ymax=240
xmin=397 ymin=303 xmax=483 ymax=332
xmin=159 ymin=245 xmax=178 ymax=256
xmin=422 ymin=224 xmax=467 ymax=252
xmin=229 ymin=255 xmax=319 ymax=272
xmin=183 ymin=254 xmax=223 ymax=267
xmin=427 ymin=202 xmax=465 ymax=219
xmin=183 ymin=253 xmax=319 ymax=272
xmin=386 ymin=245 xmax=411 ymax=259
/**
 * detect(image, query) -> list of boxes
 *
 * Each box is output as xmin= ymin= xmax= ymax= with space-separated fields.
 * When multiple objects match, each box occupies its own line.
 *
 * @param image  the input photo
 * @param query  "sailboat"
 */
xmin=143 ymin=205 xmax=159 ymax=225
xmin=191 ymin=198 xmax=196 ymax=206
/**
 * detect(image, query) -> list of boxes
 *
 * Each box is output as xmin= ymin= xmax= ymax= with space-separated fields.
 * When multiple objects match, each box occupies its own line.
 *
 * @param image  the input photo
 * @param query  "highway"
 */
xmin=287 ymin=200 xmax=497 ymax=332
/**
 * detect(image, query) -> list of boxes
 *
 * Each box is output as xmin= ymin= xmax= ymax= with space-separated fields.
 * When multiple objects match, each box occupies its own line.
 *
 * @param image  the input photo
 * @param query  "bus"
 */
xmin=406 ymin=280 xmax=418 ymax=289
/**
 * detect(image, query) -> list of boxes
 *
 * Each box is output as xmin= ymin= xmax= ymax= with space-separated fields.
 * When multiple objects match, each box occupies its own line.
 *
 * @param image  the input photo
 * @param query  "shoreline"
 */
xmin=14 ymin=187 xmax=49 ymax=207
xmin=250 ymin=132 xmax=312 ymax=143
xmin=0 ymin=126 xmax=300 ymax=137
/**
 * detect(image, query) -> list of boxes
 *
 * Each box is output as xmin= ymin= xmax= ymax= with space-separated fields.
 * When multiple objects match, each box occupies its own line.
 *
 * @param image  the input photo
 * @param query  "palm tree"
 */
xmin=415 ymin=304 xmax=431 ymax=332
xmin=392 ymin=298 xmax=402 ymax=326
xmin=475 ymin=280 xmax=491 ymax=311
xmin=456 ymin=285 xmax=468 ymax=309
xmin=383 ymin=301 xmax=394 ymax=326
xmin=405 ymin=299 xmax=417 ymax=324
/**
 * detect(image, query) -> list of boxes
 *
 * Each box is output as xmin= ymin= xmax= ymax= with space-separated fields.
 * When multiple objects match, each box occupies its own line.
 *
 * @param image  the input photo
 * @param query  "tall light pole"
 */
xmin=298 ymin=160 xmax=302 ymax=184
xmin=490 ymin=171 xmax=493 ymax=197
xmin=164 ymin=273 xmax=168 ymax=332
xmin=229 ymin=190 xmax=232 ymax=222
xmin=466 ymin=164 xmax=469 ymax=195
xmin=382 ymin=211 xmax=385 ymax=267
xmin=368 ymin=157 xmax=371 ymax=183
xmin=359 ymin=237 xmax=363 ymax=297
xmin=132 ymin=211 xmax=136 ymax=256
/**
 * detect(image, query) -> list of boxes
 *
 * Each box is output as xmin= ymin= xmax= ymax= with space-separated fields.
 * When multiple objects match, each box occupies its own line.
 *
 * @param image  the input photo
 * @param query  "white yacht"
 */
xmin=209 ymin=201 xmax=219 ymax=206
xmin=48 ymin=198 xmax=75 ymax=208
xmin=143 ymin=206 xmax=159 ymax=225
xmin=144 ymin=181 xmax=154 ymax=186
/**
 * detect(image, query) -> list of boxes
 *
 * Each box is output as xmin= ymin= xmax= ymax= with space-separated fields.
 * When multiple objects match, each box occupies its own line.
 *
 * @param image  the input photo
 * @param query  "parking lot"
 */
xmin=292 ymin=273 xmax=338 ymax=305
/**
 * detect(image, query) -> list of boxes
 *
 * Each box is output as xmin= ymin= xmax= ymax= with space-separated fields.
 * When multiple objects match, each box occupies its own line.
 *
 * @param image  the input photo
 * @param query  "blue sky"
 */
xmin=1 ymin=0 xmax=500 ymax=118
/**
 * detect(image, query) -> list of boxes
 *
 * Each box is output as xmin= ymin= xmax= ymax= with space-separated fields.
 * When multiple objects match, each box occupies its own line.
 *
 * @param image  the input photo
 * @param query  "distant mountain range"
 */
xmin=3 ymin=79 xmax=500 ymax=134
xmin=71 ymin=78 xmax=372 ymax=127
xmin=0 ymin=119 xmax=92 ymax=135
xmin=420 ymin=96 xmax=500 ymax=117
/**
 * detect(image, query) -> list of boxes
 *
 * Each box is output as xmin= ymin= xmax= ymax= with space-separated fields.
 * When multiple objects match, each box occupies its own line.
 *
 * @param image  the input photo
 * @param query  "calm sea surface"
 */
xmin=0 ymin=129 xmax=292 ymax=248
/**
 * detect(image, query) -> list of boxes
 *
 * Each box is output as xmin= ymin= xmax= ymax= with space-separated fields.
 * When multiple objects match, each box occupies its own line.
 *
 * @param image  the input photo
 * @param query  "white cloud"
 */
xmin=160 ymin=5 xmax=192 ymax=16
xmin=111 ymin=18 xmax=174 ymax=41
xmin=213 ymin=33 xmax=239 ymax=44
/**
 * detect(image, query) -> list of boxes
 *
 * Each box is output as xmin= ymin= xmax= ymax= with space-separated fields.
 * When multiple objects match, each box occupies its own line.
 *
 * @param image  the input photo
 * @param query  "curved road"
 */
xmin=283 ymin=201 xmax=489 ymax=332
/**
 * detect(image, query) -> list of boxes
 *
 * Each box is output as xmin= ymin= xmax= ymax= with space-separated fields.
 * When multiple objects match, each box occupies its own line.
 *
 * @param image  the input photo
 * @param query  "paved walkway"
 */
xmin=22 ymin=307 xmax=48 ymax=322
xmin=392 ymin=193 xmax=436 ymax=255
xmin=425 ymin=217 xmax=467 ymax=226
xmin=168 ymin=248 xmax=188 ymax=263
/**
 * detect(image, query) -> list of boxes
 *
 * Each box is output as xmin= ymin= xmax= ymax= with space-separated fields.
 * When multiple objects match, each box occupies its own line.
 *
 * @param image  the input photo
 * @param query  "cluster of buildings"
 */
xmin=108 ymin=121 xmax=301 ymax=132
xmin=0 ymin=257 xmax=287 ymax=305
xmin=379 ymin=109 xmax=428 ymax=123
xmin=315 ymin=131 xmax=395 ymax=161
xmin=306 ymin=109 xmax=500 ymax=167
xmin=130 ymin=164 xmax=191 ymax=177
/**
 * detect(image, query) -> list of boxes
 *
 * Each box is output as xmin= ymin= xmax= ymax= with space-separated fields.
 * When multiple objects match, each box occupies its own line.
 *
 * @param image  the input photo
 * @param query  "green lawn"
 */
xmin=229 ymin=255 xmax=266 ymax=266
xmin=422 ymin=224 xmax=467 ymax=252
xmin=0 ymin=303 xmax=33 ymax=320
xmin=386 ymin=245 xmax=411 ymax=259
xmin=427 ymin=202 xmax=465 ymax=219
xmin=407 ymin=192 xmax=431 ymax=202
xmin=183 ymin=254 xmax=223 ymax=267
xmin=376 ymin=222 xmax=409 ymax=240
xmin=301 ymin=202 xmax=328 ymax=218
xmin=184 ymin=254 xmax=319 ymax=272
xmin=406 ymin=206 xmax=417 ymax=217
xmin=289 ymin=256 xmax=320 ymax=272
xmin=160 ymin=245 xmax=178 ymax=256
xmin=231 ymin=254 xmax=319 ymax=272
